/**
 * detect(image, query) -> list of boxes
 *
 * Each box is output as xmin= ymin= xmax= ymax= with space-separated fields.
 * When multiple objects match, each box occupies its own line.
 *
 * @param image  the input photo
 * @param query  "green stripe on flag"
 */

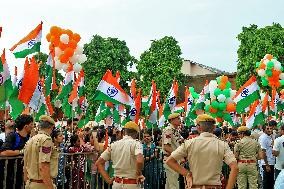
xmin=236 ymin=91 xmax=259 ymax=113
xmin=13 ymin=42 xmax=41 ymax=58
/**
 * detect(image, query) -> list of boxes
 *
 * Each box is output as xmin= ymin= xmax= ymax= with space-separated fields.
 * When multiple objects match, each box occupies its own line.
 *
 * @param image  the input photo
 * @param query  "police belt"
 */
xmin=238 ymin=159 xmax=256 ymax=163
xmin=30 ymin=179 xmax=44 ymax=183
xmin=191 ymin=185 xmax=221 ymax=189
xmin=114 ymin=177 xmax=137 ymax=184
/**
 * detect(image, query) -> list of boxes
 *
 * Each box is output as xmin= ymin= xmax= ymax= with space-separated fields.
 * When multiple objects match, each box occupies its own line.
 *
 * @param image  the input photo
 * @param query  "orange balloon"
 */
xmin=65 ymin=29 xmax=73 ymax=38
xmin=46 ymin=33 xmax=51 ymax=42
xmin=60 ymin=54 xmax=69 ymax=63
xmin=226 ymin=103 xmax=236 ymax=112
xmin=50 ymin=26 xmax=62 ymax=37
xmin=219 ymin=83 xmax=226 ymax=90
xmin=73 ymin=33 xmax=81 ymax=42
xmin=221 ymin=76 xmax=228 ymax=83
xmin=59 ymin=42 xmax=68 ymax=50
xmin=259 ymin=63 xmax=266 ymax=69
xmin=64 ymin=47 xmax=75 ymax=57
xmin=68 ymin=40 xmax=77 ymax=49
xmin=275 ymin=81 xmax=281 ymax=88
xmin=266 ymin=54 xmax=273 ymax=60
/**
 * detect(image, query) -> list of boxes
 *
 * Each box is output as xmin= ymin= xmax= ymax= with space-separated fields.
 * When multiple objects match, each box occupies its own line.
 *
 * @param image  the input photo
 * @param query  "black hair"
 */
xmin=191 ymin=130 xmax=199 ymax=135
xmin=97 ymin=128 xmax=106 ymax=143
xmin=180 ymin=128 xmax=190 ymax=139
xmin=244 ymin=130 xmax=251 ymax=136
xmin=213 ymin=128 xmax=222 ymax=138
xmin=268 ymin=120 xmax=277 ymax=127
xmin=280 ymin=125 xmax=284 ymax=131
xmin=15 ymin=114 xmax=33 ymax=131
xmin=223 ymin=126 xmax=229 ymax=135
xmin=231 ymin=130 xmax=238 ymax=136
xmin=84 ymin=127 xmax=91 ymax=132
xmin=51 ymin=129 xmax=62 ymax=141
xmin=70 ymin=134 xmax=79 ymax=147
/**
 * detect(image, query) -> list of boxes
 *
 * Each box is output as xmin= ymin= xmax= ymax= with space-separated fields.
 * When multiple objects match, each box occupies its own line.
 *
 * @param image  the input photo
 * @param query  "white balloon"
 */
xmin=60 ymin=34 xmax=69 ymax=44
xmin=55 ymin=60 xmax=63 ymax=70
xmin=217 ymin=94 xmax=226 ymax=102
xmin=274 ymin=61 xmax=281 ymax=71
xmin=263 ymin=59 xmax=269 ymax=65
xmin=70 ymin=54 xmax=79 ymax=64
xmin=230 ymin=89 xmax=236 ymax=98
xmin=258 ymin=69 xmax=266 ymax=77
xmin=78 ymin=54 xmax=87 ymax=64
xmin=225 ymin=98 xmax=233 ymax=103
xmin=54 ymin=47 xmax=63 ymax=57
xmin=209 ymin=80 xmax=218 ymax=93
xmin=73 ymin=63 xmax=82 ymax=73
xmin=62 ymin=64 xmax=69 ymax=72
xmin=204 ymin=99 xmax=211 ymax=105
xmin=75 ymin=45 xmax=84 ymax=55
xmin=280 ymin=73 xmax=284 ymax=80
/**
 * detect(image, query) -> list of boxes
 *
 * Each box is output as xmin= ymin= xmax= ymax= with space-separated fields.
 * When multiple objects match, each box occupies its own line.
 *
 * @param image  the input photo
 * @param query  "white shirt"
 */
xmin=0 ymin=132 xmax=5 ymax=142
xmin=259 ymin=133 xmax=275 ymax=165
xmin=273 ymin=135 xmax=284 ymax=170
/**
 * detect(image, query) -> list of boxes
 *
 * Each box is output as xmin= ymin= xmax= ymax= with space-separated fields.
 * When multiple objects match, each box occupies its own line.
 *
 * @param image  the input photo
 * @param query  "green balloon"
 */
xmin=280 ymin=80 xmax=284 ymax=86
xmin=205 ymin=104 xmax=210 ymax=112
xmin=219 ymin=102 xmax=226 ymax=111
xmin=214 ymin=88 xmax=222 ymax=97
xmin=255 ymin=62 xmax=260 ymax=68
xmin=217 ymin=111 xmax=223 ymax=118
xmin=226 ymin=82 xmax=231 ymax=89
xmin=281 ymin=66 xmax=283 ymax=72
xmin=266 ymin=69 xmax=272 ymax=77
xmin=223 ymin=113 xmax=231 ymax=121
xmin=211 ymin=113 xmax=217 ymax=118
xmin=211 ymin=101 xmax=219 ymax=109
xmin=267 ymin=61 xmax=274 ymax=69
xmin=262 ymin=77 xmax=268 ymax=86
xmin=223 ymin=89 xmax=231 ymax=98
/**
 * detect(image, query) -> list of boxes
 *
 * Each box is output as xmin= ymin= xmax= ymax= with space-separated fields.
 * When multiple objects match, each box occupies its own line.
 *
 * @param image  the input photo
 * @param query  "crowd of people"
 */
xmin=0 ymin=113 xmax=284 ymax=189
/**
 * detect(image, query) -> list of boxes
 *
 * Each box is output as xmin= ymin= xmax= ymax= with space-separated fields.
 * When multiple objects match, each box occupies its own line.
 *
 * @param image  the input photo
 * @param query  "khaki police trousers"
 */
xmin=237 ymin=163 xmax=258 ymax=189
xmin=164 ymin=164 xmax=179 ymax=189
xmin=25 ymin=181 xmax=57 ymax=189
xmin=112 ymin=181 xmax=142 ymax=189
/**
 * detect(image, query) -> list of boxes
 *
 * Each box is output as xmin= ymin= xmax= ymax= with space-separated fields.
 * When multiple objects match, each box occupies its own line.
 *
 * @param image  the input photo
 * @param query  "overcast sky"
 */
xmin=1 ymin=0 xmax=283 ymax=75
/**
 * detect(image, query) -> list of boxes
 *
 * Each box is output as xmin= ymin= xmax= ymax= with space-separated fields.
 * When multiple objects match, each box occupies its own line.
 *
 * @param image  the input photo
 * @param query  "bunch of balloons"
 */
xmin=256 ymin=54 xmax=284 ymax=88
xmin=205 ymin=76 xmax=236 ymax=123
xmin=46 ymin=26 xmax=87 ymax=73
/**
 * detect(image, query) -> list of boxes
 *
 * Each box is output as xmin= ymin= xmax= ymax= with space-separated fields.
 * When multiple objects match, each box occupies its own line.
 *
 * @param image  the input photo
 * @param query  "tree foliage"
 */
xmin=137 ymin=36 xmax=184 ymax=101
xmin=236 ymin=23 xmax=284 ymax=89
xmin=83 ymin=35 xmax=137 ymax=119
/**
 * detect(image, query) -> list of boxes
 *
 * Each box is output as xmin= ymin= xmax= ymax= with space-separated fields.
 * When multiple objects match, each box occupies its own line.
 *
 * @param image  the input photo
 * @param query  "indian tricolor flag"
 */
xmin=128 ymin=89 xmax=141 ymax=124
xmin=148 ymin=80 xmax=158 ymax=125
xmin=269 ymin=88 xmax=279 ymax=116
xmin=262 ymin=91 xmax=269 ymax=117
xmin=184 ymin=86 xmax=197 ymax=126
xmin=0 ymin=49 xmax=13 ymax=107
xmin=246 ymin=100 xmax=265 ymax=129
xmin=194 ymin=80 xmax=209 ymax=111
xmin=94 ymin=70 xmax=132 ymax=106
xmin=163 ymin=80 xmax=178 ymax=120
xmin=142 ymin=96 xmax=149 ymax=108
xmin=10 ymin=22 xmax=42 ymax=58
xmin=174 ymin=103 xmax=185 ymax=113
xmin=234 ymin=76 xmax=260 ymax=113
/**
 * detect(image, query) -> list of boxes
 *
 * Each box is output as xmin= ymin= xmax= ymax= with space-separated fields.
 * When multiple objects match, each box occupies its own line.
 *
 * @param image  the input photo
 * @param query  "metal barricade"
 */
xmin=0 ymin=149 xmax=167 ymax=189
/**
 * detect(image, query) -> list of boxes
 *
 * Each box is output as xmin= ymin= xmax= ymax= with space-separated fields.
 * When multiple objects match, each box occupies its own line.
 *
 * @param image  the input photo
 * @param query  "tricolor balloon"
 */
xmin=46 ymin=26 xmax=87 ymax=73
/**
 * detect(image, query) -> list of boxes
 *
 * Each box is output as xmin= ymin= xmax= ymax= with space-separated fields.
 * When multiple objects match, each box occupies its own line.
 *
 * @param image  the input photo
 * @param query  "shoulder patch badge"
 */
xmin=41 ymin=146 xmax=51 ymax=154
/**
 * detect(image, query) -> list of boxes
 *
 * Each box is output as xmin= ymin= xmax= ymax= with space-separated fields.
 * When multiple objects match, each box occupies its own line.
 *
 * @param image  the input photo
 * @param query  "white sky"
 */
xmin=1 ymin=0 xmax=283 ymax=76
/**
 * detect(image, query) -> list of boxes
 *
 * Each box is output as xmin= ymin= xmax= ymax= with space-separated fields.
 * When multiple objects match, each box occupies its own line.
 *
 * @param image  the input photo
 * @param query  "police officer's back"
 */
xmin=24 ymin=115 xmax=59 ymax=189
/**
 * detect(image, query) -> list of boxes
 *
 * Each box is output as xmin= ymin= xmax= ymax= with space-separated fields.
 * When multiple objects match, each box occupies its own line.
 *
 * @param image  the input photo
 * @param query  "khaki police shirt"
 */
xmin=171 ymin=132 xmax=236 ymax=185
xmin=24 ymin=130 xmax=60 ymax=180
xmin=162 ymin=124 xmax=181 ymax=155
xmin=100 ymin=135 xmax=143 ymax=179
xmin=234 ymin=136 xmax=261 ymax=160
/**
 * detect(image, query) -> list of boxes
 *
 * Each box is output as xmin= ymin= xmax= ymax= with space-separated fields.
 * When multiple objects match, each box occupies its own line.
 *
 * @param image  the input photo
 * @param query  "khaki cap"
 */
xmin=196 ymin=114 xmax=215 ymax=124
xmin=237 ymin=126 xmax=249 ymax=132
xmin=123 ymin=121 xmax=139 ymax=132
xmin=39 ymin=115 xmax=55 ymax=125
xmin=168 ymin=113 xmax=180 ymax=120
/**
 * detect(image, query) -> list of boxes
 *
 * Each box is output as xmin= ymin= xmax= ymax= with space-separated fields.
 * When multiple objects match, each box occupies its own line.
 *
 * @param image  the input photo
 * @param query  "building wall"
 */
xmin=181 ymin=60 xmax=215 ymax=76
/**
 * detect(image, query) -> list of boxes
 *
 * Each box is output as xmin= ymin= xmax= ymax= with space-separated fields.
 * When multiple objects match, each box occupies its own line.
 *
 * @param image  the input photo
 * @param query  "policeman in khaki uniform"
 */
xmin=96 ymin=121 xmax=144 ymax=189
xmin=166 ymin=114 xmax=239 ymax=189
xmin=23 ymin=115 xmax=59 ymax=189
xmin=234 ymin=126 xmax=262 ymax=189
xmin=162 ymin=113 xmax=182 ymax=189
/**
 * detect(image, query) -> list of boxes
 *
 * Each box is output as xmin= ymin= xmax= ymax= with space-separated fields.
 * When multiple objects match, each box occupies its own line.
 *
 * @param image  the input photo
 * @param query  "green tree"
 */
xmin=236 ymin=23 xmax=284 ymax=89
xmin=83 ymin=35 xmax=137 ymax=119
xmin=137 ymin=36 xmax=184 ymax=101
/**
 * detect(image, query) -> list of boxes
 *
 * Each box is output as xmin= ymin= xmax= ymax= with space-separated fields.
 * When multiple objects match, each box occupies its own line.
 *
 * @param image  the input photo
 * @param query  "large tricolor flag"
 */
xmin=270 ymin=89 xmax=280 ymax=116
xmin=18 ymin=57 xmax=40 ymax=105
xmin=45 ymin=52 xmax=57 ymax=97
xmin=128 ymin=89 xmax=141 ymax=124
xmin=246 ymin=100 xmax=265 ymax=129
xmin=234 ymin=76 xmax=260 ymax=113
xmin=0 ymin=49 xmax=13 ymax=107
xmin=94 ymin=70 xmax=132 ymax=106
xmin=10 ymin=22 xmax=42 ymax=58
xmin=147 ymin=80 xmax=158 ymax=125
xmin=163 ymin=80 xmax=178 ymax=120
